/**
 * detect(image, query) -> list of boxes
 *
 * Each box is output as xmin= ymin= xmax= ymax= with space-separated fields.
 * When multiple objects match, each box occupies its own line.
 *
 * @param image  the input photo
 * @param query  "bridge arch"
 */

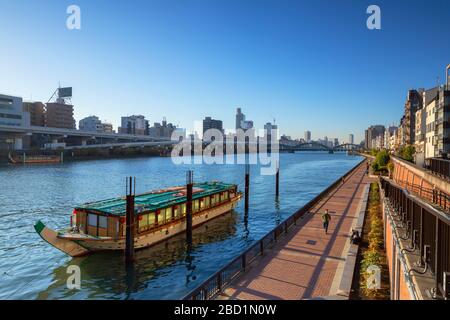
xmin=280 ymin=142 xmax=332 ymax=151
xmin=333 ymin=143 xmax=361 ymax=151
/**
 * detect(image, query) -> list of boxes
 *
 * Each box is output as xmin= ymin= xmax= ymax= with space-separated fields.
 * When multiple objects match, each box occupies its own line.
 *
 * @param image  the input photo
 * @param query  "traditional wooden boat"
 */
xmin=35 ymin=181 xmax=242 ymax=257
xmin=8 ymin=152 xmax=61 ymax=164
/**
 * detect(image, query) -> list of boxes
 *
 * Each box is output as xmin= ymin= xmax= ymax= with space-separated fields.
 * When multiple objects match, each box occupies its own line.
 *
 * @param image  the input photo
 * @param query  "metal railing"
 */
xmin=426 ymin=158 xmax=450 ymax=181
xmin=380 ymin=178 xmax=450 ymax=299
xmin=182 ymin=158 xmax=365 ymax=300
xmin=393 ymin=178 xmax=450 ymax=214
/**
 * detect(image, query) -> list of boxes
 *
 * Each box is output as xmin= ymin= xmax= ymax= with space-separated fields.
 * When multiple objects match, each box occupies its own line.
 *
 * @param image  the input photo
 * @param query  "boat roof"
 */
xmin=75 ymin=181 xmax=236 ymax=216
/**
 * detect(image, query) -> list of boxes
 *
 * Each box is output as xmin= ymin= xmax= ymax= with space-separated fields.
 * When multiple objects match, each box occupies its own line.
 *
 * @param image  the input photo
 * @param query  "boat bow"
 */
xmin=34 ymin=220 xmax=90 ymax=257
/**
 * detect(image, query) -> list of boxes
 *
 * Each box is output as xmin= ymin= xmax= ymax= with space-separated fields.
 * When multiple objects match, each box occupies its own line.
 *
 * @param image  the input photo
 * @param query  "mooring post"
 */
xmin=125 ymin=177 xmax=135 ymax=264
xmin=245 ymin=164 xmax=250 ymax=212
xmin=186 ymin=170 xmax=194 ymax=245
xmin=60 ymin=151 xmax=64 ymax=163
xmin=23 ymin=152 xmax=26 ymax=164
xmin=275 ymin=161 xmax=280 ymax=197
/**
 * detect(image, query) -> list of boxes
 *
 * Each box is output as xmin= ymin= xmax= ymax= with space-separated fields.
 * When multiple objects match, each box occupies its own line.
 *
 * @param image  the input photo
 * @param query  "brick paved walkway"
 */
xmin=219 ymin=163 xmax=373 ymax=300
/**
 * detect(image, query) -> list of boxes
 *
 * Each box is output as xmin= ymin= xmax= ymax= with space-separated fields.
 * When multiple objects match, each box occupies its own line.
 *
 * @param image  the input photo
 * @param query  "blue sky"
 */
xmin=1 ymin=0 xmax=449 ymax=143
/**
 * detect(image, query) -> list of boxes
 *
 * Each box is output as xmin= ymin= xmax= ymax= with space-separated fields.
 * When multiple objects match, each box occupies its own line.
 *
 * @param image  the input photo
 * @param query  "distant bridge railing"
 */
xmin=182 ymin=158 xmax=365 ymax=300
xmin=279 ymin=142 xmax=361 ymax=152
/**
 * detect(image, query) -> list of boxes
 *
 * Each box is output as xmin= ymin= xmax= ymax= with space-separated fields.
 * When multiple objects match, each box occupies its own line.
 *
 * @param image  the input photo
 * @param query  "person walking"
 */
xmin=321 ymin=209 xmax=332 ymax=235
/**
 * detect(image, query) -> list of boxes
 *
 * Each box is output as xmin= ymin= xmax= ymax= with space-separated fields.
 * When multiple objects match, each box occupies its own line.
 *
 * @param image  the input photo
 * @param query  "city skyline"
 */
xmin=2 ymin=0 xmax=450 ymax=143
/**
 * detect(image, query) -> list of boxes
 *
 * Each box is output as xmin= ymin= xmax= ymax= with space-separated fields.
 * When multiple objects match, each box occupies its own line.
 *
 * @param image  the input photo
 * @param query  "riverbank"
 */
xmin=0 ymin=147 xmax=164 ymax=164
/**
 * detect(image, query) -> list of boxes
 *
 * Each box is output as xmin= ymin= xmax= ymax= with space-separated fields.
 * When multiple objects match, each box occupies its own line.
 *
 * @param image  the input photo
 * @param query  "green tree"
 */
xmin=375 ymin=149 xmax=390 ymax=168
xmin=400 ymin=145 xmax=415 ymax=162
xmin=371 ymin=149 xmax=378 ymax=157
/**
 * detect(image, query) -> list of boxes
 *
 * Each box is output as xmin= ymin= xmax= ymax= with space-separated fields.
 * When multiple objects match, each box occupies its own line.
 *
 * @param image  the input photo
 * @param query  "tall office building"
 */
xmin=334 ymin=138 xmax=339 ymax=147
xmin=349 ymin=134 xmax=354 ymax=145
xmin=236 ymin=108 xmax=245 ymax=130
xmin=203 ymin=117 xmax=223 ymax=135
xmin=119 ymin=115 xmax=149 ymax=135
xmin=149 ymin=118 xmax=177 ymax=138
xmin=305 ymin=131 xmax=311 ymax=142
xmin=403 ymin=89 xmax=423 ymax=146
xmin=365 ymin=125 xmax=385 ymax=149
xmin=241 ymin=120 xmax=254 ymax=130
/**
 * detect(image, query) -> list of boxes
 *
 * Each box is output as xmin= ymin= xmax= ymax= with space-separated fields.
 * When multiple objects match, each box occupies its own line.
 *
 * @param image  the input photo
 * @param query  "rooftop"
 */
xmin=75 ymin=181 xmax=236 ymax=216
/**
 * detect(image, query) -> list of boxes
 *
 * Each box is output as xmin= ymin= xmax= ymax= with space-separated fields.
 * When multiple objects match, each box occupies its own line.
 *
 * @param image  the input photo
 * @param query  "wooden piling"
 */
xmin=186 ymin=170 xmax=193 ymax=245
xmin=125 ymin=177 xmax=135 ymax=264
xmin=275 ymin=161 xmax=280 ymax=197
xmin=245 ymin=164 xmax=250 ymax=212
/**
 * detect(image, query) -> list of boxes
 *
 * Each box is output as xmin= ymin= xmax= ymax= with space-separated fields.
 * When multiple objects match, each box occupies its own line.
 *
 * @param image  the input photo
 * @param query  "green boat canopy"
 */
xmin=75 ymin=181 xmax=236 ymax=216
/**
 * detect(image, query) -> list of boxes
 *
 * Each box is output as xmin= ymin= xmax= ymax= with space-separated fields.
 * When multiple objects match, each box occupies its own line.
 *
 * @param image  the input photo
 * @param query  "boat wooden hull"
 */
xmin=34 ymin=221 xmax=90 ymax=257
xmin=9 ymin=152 xmax=61 ymax=164
xmin=35 ymin=194 xmax=241 ymax=257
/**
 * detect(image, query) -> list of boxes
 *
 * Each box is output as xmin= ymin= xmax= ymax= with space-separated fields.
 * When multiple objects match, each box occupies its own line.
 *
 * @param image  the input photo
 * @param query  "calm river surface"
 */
xmin=0 ymin=152 xmax=362 ymax=299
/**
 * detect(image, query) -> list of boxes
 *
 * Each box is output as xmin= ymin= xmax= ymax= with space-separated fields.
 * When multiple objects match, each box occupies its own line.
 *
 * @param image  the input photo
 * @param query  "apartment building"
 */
xmin=365 ymin=125 xmax=385 ymax=150
xmin=22 ymin=102 xmax=45 ymax=126
xmin=45 ymin=101 xmax=76 ymax=129
xmin=79 ymin=116 xmax=114 ymax=133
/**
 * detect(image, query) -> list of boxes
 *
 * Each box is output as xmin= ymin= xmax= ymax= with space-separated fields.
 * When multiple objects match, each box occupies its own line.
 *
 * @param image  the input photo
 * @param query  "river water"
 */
xmin=0 ymin=152 xmax=362 ymax=299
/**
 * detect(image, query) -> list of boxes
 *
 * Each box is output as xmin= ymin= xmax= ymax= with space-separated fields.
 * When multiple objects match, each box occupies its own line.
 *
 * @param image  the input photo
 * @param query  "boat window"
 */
xmin=193 ymin=200 xmax=199 ymax=212
xmin=224 ymin=191 xmax=229 ymax=200
xmin=148 ymin=212 xmax=155 ymax=226
xmin=159 ymin=209 xmax=166 ymax=224
xmin=165 ymin=207 xmax=172 ymax=222
xmin=139 ymin=214 xmax=149 ymax=231
xmin=182 ymin=204 xmax=186 ymax=216
xmin=205 ymin=197 xmax=210 ymax=208
xmin=88 ymin=214 xmax=97 ymax=227
xmin=174 ymin=206 xmax=181 ymax=218
xmin=99 ymin=216 xmax=107 ymax=229
xmin=215 ymin=194 xmax=220 ymax=203
xmin=211 ymin=195 xmax=215 ymax=205
xmin=200 ymin=198 xmax=205 ymax=209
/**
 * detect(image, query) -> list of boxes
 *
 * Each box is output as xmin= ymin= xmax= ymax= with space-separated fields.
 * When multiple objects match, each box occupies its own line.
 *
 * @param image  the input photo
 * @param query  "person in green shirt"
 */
xmin=321 ymin=209 xmax=332 ymax=234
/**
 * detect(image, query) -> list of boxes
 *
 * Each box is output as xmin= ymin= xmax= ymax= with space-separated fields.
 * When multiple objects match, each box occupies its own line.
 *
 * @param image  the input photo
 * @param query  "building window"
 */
xmin=0 ymin=113 xmax=22 ymax=119
xmin=0 ymin=98 xmax=13 ymax=106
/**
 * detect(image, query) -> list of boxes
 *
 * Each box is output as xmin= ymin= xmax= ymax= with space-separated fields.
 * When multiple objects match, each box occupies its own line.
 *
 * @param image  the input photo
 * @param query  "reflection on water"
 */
xmin=37 ymin=211 xmax=238 ymax=300
xmin=0 ymin=152 xmax=362 ymax=299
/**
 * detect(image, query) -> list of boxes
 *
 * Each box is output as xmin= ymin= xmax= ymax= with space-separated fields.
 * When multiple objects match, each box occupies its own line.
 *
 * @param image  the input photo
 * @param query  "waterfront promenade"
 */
xmin=218 ymin=163 xmax=373 ymax=300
